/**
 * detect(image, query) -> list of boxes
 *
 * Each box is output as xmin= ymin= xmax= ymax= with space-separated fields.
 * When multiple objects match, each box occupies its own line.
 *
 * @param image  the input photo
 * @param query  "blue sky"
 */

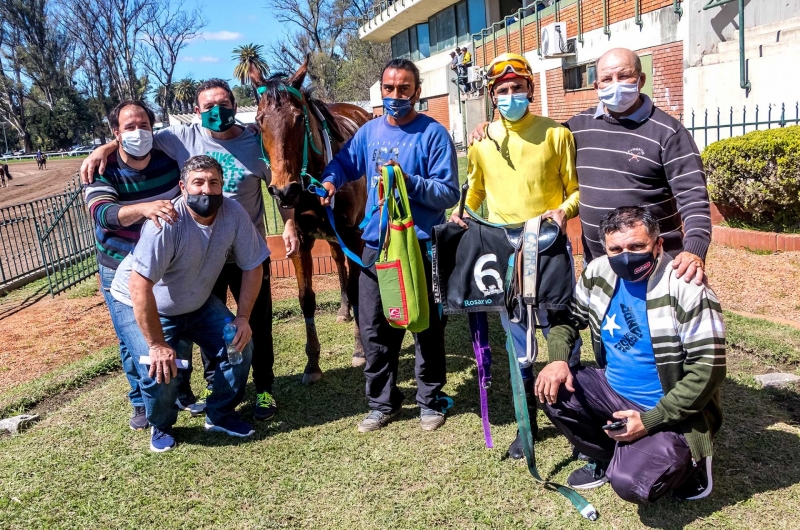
xmin=171 ymin=1 xmax=284 ymax=87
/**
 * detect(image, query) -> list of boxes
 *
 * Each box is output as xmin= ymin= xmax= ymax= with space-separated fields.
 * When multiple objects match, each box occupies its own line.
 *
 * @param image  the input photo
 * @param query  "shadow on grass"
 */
xmin=636 ymin=379 xmax=800 ymax=528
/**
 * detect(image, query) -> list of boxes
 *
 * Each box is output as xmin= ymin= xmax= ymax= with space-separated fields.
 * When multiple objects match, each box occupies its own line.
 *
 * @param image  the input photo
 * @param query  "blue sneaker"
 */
xmin=204 ymin=415 xmax=255 ymax=438
xmin=150 ymin=426 xmax=176 ymax=453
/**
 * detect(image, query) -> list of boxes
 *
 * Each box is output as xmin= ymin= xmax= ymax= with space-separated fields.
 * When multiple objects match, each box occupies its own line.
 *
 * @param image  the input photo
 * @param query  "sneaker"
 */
xmin=189 ymin=387 xmax=212 ymax=417
xmin=204 ymin=415 xmax=255 ymax=438
xmin=419 ymin=408 xmax=446 ymax=432
xmin=674 ymin=457 xmax=713 ymax=501
xmin=567 ymin=460 xmax=609 ymax=490
xmin=357 ymin=409 xmax=400 ymax=433
xmin=508 ymin=430 xmax=525 ymax=460
xmin=129 ymin=406 xmax=148 ymax=431
xmin=253 ymin=391 xmax=277 ymax=421
xmin=150 ymin=426 xmax=176 ymax=453
xmin=175 ymin=393 xmax=197 ymax=412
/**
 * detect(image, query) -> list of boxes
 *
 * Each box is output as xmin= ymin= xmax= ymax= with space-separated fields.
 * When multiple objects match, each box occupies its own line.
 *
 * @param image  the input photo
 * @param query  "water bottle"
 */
xmin=223 ymin=318 xmax=242 ymax=365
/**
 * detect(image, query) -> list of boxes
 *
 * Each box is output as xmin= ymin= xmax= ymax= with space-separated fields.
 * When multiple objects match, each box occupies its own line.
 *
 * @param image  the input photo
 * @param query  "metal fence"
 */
xmin=0 ymin=180 xmax=96 ymax=293
xmin=0 ymin=179 xmax=97 ymax=294
xmin=682 ymin=102 xmax=800 ymax=150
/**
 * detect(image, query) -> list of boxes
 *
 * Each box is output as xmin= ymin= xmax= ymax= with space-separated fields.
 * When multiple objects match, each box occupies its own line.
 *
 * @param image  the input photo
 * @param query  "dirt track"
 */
xmin=0 ymin=159 xmax=83 ymax=208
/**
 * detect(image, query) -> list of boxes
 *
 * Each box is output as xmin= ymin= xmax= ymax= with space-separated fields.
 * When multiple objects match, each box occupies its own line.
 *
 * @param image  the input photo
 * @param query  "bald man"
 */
xmin=565 ymin=48 xmax=712 ymax=284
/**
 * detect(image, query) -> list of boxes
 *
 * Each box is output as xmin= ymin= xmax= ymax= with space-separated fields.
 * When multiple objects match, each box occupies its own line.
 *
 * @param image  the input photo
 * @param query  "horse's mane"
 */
xmin=258 ymin=75 xmax=350 ymax=144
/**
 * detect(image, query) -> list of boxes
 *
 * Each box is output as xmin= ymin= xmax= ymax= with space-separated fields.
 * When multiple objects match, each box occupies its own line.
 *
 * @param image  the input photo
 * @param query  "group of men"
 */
xmin=81 ymin=47 xmax=726 ymax=506
xmin=450 ymin=47 xmax=475 ymax=94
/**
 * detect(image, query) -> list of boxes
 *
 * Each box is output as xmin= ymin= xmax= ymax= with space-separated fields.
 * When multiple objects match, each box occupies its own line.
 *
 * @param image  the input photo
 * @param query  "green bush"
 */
xmin=703 ymin=125 xmax=800 ymax=228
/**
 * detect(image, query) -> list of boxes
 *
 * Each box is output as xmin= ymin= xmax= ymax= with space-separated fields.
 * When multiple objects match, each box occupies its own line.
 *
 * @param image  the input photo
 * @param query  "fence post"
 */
xmin=704 ymin=109 xmax=708 ymax=149
xmin=755 ymin=105 xmax=759 ymax=130
xmin=779 ymin=103 xmax=786 ymax=127
xmin=742 ymin=105 xmax=746 ymax=136
xmin=729 ymin=106 xmax=733 ymax=138
xmin=716 ymin=107 xmax=720 ymax=143
xmin=768 ymin=103 xmax=773 ymax=129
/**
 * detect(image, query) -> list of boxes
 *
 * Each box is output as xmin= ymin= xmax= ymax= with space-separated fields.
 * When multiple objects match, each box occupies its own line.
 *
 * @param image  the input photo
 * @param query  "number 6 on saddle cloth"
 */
xmin=431 ymin=204 xmax=597 ymax=521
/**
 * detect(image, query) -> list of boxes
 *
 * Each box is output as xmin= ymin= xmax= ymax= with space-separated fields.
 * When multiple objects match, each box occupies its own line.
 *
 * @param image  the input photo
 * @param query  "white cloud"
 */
xmin=200 ymin=31 xmax=243 ymax=41
xmin=199 ymin=56 xmax=220 ymax=63
xmin=181 ymin=56 xmax=196 ymax=62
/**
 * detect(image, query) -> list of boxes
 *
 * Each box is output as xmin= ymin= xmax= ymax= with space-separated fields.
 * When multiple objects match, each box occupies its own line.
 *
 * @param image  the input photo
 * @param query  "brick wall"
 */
xmin=420 ymin=94 xmax=450 ymax=128
xmin=475 ymin=0 xmax=675 ymax=67
xmin=545 ymin=41 xmax=684 ymax=122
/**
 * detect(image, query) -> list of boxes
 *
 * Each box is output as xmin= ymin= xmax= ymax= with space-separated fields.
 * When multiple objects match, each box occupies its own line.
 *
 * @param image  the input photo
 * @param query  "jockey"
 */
xmin=449 ymin=52 xmax=581 ymax=458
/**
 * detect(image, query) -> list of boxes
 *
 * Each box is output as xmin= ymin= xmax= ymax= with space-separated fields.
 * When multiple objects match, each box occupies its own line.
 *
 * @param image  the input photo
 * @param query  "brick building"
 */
xmin=358 ymin=0 xmax=800 ymax=146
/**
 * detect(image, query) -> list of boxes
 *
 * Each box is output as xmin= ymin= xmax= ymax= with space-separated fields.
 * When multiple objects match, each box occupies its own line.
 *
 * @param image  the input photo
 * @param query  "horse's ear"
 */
xmin=288 ymin=56 xmax=309 ymax=90
xmin=248 ymin=63 xmax=267 ymax=87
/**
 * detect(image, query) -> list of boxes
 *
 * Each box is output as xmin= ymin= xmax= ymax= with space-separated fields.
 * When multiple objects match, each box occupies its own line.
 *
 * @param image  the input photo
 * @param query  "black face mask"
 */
xmin=608 ymin=249 xmax=657 ymax=282
xmin=186 ymin=193 xmax=223 ymax=217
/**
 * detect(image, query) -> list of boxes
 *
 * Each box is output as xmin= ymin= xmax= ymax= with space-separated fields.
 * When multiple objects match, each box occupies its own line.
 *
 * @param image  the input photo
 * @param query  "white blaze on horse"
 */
xmin=249 ymin=59 xmax=370 ymax=384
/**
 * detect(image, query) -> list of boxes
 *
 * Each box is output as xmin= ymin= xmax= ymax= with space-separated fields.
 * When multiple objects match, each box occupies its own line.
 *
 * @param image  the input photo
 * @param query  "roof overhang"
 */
xmin=358 ymin=0 xmax=462 ymax=43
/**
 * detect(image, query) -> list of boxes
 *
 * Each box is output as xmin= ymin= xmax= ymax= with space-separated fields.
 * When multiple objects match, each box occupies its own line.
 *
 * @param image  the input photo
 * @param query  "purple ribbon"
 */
xmin=469 ymin=312 xmax=493 ymax=448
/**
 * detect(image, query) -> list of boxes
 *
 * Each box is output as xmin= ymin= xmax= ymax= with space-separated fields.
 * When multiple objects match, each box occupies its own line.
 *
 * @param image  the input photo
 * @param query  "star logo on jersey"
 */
xmin=603 ymin=313 xmax=621 ymax=337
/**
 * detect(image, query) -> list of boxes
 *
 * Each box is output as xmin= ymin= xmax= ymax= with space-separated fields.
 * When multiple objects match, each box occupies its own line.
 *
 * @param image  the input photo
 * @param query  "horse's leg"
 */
xmin=328 ymin=242 xmax=352 ymax=323
xmin=292 ymin=239 xmax=322 ymax=385
xmin=347 ymin=256 xmax=366 ymax=368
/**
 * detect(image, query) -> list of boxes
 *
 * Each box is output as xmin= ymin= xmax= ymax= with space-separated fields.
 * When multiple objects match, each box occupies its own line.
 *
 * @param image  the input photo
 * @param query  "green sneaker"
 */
xmin=254 ymin=391 xmax=277 ymax=421
xmin=189 ymin=387 xmax=212 ymax=417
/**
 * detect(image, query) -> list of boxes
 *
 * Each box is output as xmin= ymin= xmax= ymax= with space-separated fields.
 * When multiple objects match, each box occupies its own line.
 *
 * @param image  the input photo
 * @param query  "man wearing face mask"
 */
xmin=566 ymin=48 xmax=711 ymax=285
xmin=318 ymin=58 xmax=460 ymax=433
xmin=449 ymin=52 xmax=580 ymax=459
xmin=110 ymin=155 xmax=269 ymax=452
xmin=537 ymin=206 xmax=726 ymax=503
xmin=82 ymin=79 xmax=287 ymax=422
xmin=85 ymin=100 xmax=182 ymax=431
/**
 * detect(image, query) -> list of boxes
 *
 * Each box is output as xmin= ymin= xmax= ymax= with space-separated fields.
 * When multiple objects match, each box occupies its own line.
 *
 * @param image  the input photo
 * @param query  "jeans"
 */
xmin=99 ymin=263 xmax=143 ymax=407
xmin=112 ymin=295 xmax=253 ymax=429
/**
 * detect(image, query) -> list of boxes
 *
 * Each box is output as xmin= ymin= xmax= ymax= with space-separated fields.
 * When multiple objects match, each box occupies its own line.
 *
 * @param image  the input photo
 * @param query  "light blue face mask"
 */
xmin=597 ymin=80 xmax=641 ymax=113
xmin=496 ymin=93 xmax=530 ymax=122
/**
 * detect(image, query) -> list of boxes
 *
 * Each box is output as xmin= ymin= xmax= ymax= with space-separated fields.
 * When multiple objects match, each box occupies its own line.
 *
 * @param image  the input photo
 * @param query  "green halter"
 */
xmin=256 ymin=84 xmax=329 ymax=189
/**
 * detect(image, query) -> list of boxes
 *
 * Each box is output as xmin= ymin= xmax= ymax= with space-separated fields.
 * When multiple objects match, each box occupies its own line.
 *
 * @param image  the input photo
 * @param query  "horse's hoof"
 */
xmin=336 ymin=314 xmax=353 ymax=323
xmin=351 ymin=355 xmax=366 ymax=368
xmin=302 ymin=370 xmax=322 ymax=385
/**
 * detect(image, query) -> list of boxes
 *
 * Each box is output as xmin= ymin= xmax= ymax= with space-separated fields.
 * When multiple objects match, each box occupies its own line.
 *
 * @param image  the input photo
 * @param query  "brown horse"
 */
xmin=0 ymin=164 xmax=10 ymax=187
xmin=249 ymin=59 xmax=370 ymax=384
xmin=36 ymin=154 xmax=46 ymax=170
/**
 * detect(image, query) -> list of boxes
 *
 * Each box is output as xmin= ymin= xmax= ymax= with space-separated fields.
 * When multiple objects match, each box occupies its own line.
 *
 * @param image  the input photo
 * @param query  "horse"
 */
xmin=249 ymin=59 xmax=370 ymax=384
xmin=36 ymin=154 xmax=46 ymax=170
xmin=0 ymin=164 xmax=10 ymax=187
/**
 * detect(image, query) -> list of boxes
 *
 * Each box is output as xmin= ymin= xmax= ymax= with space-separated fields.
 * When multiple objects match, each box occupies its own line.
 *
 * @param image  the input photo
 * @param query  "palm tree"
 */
xmin=173 ymin=78 xmax=196 ymax=113
xmin=232 ymin=44 xmax=269 ymax=89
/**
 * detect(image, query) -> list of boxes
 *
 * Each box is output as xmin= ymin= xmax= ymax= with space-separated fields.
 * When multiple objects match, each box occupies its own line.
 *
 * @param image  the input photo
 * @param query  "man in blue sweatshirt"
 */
xmin=319 ymin=59 xmax=460 ymax=433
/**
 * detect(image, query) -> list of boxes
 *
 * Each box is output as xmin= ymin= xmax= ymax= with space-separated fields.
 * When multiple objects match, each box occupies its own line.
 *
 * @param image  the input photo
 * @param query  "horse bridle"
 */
xmin=256 ymin=84 xmax=332 ymax=193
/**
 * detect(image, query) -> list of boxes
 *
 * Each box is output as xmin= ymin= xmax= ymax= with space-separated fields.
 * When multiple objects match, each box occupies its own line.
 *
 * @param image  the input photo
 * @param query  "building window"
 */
xmin=391 ymin=24 xmax=431 ymax=60
xmin=456 ymin=1 xmax=469 ymax=44
xmin=563 ymin=62 xmax=596 ymax=90
xmin=415 ymin=99 xmax=429 ymax=111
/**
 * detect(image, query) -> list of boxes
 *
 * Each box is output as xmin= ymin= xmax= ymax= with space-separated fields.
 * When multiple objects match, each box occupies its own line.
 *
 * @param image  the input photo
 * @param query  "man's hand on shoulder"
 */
xmin=148 ymin=343 xmax=177 ymax=384
xmin=139 ymin=200 xmax=178 ymax=229
xmin=535 ymin=360 xmax=574 ymax=405
xmin=468 ymin=122 xmax=490 ymax=146
xmin=672 ymin=251 xmax=705 ymax=285
xmin=79 ymin=142 xmax=116 ymax=184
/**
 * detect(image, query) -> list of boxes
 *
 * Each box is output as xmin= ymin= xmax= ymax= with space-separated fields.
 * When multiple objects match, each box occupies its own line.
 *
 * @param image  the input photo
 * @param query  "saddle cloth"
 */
xmin=432 ymin=217 xmax=573 ymax=316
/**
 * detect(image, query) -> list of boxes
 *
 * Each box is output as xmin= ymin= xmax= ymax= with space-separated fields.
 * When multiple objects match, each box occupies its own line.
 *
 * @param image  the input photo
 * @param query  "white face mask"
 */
xmin=119 ymin=128 xmax=153 ymax=158
xmin=597 ymin=79 xmax=641 ymax=113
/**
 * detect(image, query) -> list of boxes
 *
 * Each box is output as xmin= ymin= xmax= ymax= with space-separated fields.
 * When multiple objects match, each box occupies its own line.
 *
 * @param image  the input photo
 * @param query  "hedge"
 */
xmin=703 ymin=125 xmax=800 ymax=227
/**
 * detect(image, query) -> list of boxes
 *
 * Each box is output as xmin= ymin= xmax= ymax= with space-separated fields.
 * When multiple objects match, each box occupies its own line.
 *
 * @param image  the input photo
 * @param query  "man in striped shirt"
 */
xmin=537 ymin=206 xmax=725 ymax=503
xmin=565 ymin=48 xmax=711 ymax=285
xmin=85 ymin=100 xmax=182 ymax=431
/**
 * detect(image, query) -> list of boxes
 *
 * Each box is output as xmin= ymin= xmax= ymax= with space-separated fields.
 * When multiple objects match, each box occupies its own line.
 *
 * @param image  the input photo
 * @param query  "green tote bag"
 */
xmin=374 ymin=165 xmax=430 ymax=333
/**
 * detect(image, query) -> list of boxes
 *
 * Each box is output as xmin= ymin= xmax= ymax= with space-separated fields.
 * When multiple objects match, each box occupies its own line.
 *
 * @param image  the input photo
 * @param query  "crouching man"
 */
xmin=110 ymin=155 xmax=269 ymax=452
xmin=538 ymin=206 xmax=726 ymax=502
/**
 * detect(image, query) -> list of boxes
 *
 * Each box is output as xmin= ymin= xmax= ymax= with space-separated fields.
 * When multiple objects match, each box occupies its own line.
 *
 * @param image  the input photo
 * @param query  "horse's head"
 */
xmin=250 ymin=59 xmax=317 ymax=209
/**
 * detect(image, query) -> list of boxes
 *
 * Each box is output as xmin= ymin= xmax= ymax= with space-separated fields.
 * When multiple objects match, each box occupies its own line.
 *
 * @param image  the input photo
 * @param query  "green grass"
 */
xmin=2 ymin=298 xmax=800 ymax=528
xmin=723 ymin=310 xmax=800 ymax=367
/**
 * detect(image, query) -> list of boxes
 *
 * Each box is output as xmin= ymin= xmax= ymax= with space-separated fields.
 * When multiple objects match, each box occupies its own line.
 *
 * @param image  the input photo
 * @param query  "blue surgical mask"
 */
xmin=496 ymin=93 xmax=530 ymax=122
xmin=383 ymin=97 xmax=413 ymax=120
xmin=597 ymin=80 xmax=641 ymax=113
